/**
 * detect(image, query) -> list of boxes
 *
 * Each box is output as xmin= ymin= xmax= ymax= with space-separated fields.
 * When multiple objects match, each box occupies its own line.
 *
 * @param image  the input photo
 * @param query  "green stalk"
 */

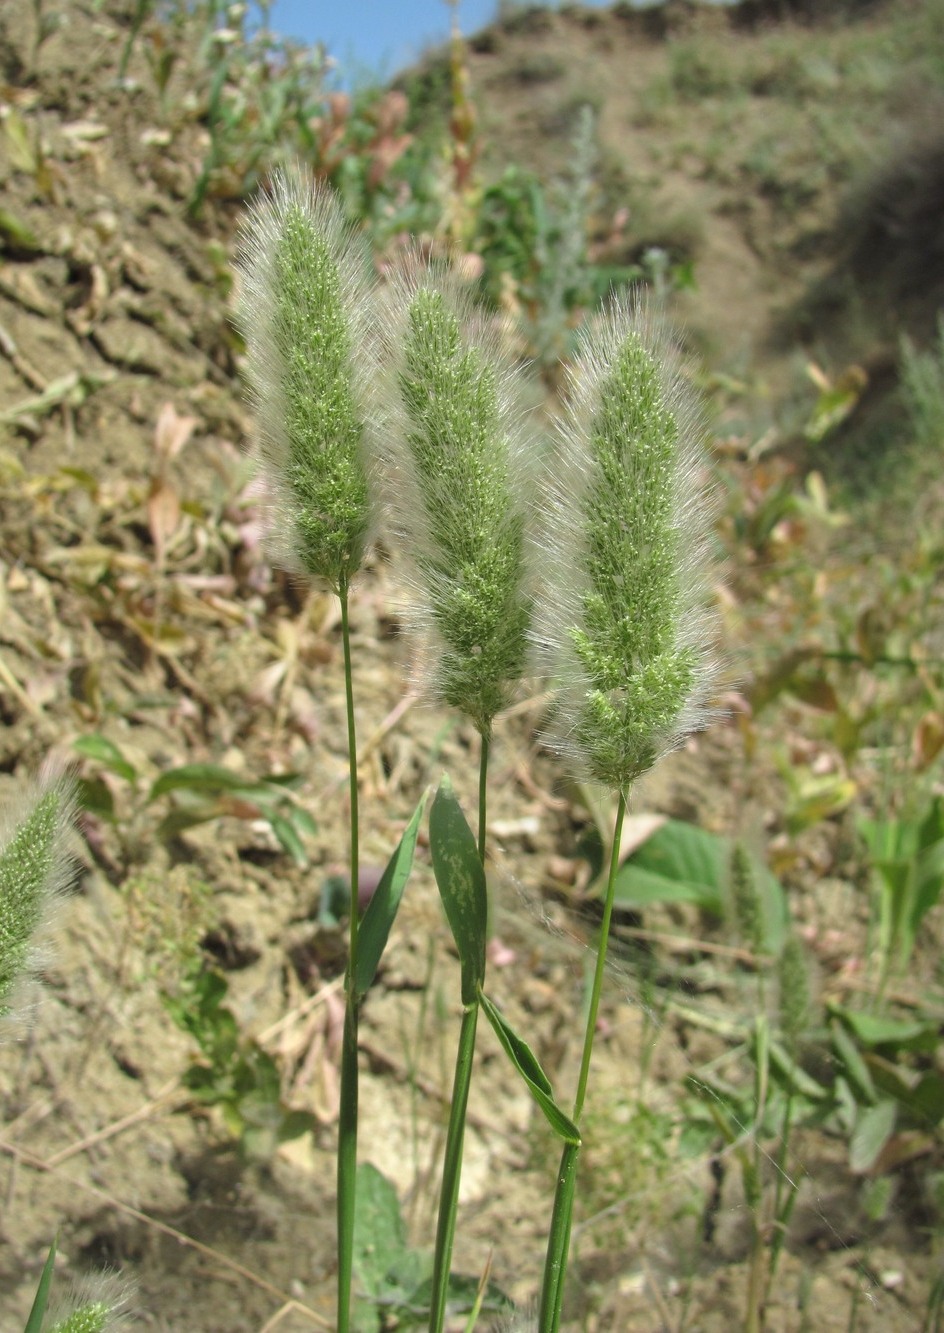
xmin=428 ymin=1001 xmax=479 ymax=1332
xmin=428 ymin=730 xmax=490 ymax=1333
xmin=539 ymin=789 xmax=627 ymax=1333
xmin=337 ymin=993 xmax=359 ymax=1333
xmin=341 ymin=578 xmax=360 ymax=953
xmin=767 ymin=1090 xmax=798 ymax=1297
xmin=337 ymin=577 xmax=360 ymax=1333
xmin=477 ymin=730 xmax=489 ymax=864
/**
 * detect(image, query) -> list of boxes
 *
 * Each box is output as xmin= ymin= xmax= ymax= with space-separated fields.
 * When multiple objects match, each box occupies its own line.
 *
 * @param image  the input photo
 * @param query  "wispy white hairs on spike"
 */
xmin=235 ymin=169 xmax=381 ymax=588
xmin=0 ymin=761 xmax=76 ymax=1023
xmin=532 ymin=295 xmax=718 ymax=789
xmin=379 ymin=253 xmax=539 ymax=733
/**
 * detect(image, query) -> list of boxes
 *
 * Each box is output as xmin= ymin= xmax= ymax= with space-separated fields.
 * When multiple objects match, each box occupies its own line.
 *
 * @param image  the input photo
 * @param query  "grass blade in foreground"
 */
xmin=24 ymin=1237 xmax=57 ymax=1333
xmin=532 ymin=298 xmax=717 ymax=1331
xmin=479 ymin=991 xmax=580 ymax=1145
xmin=429 ymin=777 xmax=487 ymax=1007
xmin=354 ymin=791 xmax=429 ymax=1001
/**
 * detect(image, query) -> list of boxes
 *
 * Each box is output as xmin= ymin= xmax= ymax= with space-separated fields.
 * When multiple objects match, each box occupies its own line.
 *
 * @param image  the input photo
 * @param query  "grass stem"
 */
xmin=428 ymin=1002 xmax=480 ymax=1332
xmin=539 ymin=789 xmax=627 ymax=1332
xmin=428 ymin=731 xmax=491 ymax=1332
xmin=337 ymin=578 xmax=360 ymax=1333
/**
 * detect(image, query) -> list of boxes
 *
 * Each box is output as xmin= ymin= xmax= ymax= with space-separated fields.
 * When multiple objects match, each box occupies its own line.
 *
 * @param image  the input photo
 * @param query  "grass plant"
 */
xmin=236 ymin=170 xmax=393 ymax=1331
xmin=233 ymin=167 xmax=717 ymax=1331
xmin=530 ymin=301 xmax=716 ymax=1329
xmin=380 ymin=262 xmax=535 ymax=1329
xmin=0 ymin=775 xmax=133 ymax=1328
xmin=900 ymin=314 xmax=944 ymax=452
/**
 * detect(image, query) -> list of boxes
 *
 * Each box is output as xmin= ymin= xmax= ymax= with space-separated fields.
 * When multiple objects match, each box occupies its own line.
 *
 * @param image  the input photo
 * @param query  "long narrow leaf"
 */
xmin=354 ymin=792 xmax=428 ymax=1000
xmin=149 ymin=763 xmax=296 ymax=802
xmin=24 ymin=1235 xmax=57 ymax=1333
xmin=480 ymin=992 xmax=580 ymax=1145
xmin=73 ymin=733 xmax=137 ymax=783
xmin=429 ymin=777 xmax=487 ymax=1006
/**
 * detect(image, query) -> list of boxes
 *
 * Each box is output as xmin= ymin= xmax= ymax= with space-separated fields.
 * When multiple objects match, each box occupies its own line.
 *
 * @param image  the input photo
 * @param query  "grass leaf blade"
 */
xmin=354 ymin=791 xmax=428 ymax=1000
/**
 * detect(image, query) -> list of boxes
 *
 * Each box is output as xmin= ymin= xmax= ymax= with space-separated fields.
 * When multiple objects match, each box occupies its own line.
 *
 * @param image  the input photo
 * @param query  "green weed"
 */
xmin=901 ymin=315 xmax=944 ymax=451
xmin=163 ymin=957 xmax=316 ymax=1159
xmin=73 ymin=733 xmax=318 ymax=869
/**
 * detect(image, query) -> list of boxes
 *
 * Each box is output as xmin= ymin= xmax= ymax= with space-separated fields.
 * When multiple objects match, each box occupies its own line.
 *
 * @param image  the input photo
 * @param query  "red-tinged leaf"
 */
xmin=789 ymin=672 xmax=839 ymax=712
xmin=154 ymin=400 xmax=198 ymax=462
xmin=914 ymin=711 xmax=944 ymax=770
xmin=147 ymin=476 xmax=180 ymax=563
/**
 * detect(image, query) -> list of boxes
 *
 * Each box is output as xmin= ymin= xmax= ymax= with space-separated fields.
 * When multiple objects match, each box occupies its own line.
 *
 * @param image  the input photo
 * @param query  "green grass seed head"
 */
xmin=729 ymin=840 xmax=765 ymax=956
xmin=383 ymin=264 xmax=536 ymax=734
xmin=0 ymin=766 xmax=75 ymax=1016
xmin=534 ymin=296 xmax=717 ymax=791
xmin=778 ymin=932 xmax=811 ymax=1052
xmin=48 ymin=1304 xmax=112 ymax=1333
xmin=235 ymin=171 xmax=378 ymax=590
xmin=45 ymin=1272 xmax=135 ymax=1333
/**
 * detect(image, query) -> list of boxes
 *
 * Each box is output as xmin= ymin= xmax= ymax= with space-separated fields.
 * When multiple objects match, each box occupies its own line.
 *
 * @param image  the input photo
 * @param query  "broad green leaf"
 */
xmin=429 ymin=776 xmax=487 ymax=1005
xmin=149 ymin=764 xmax=275 ymax=800
xmin=832 ymin=1006 xmax=938 ymax=1053
xmin=913 ymin=841 xmax=944 ymax=930
xmin=354 ymin=792 xmax=428 ymax=1000
xmin=849 ymin=1098 xmax=897 ymax=1173
xmin=857 ymin=814 xmax=906 ymax=862
xmin=24 ymin=1236 xmax=57 ymax=1333
xmin=73 ymin=733 xmax=137 ymax=782
xmin=277 ymin=1108 xmax=318 ymax=1144
xmin=480 ymin=991 xmax=580 ymax=1145
xmin=352 ymin=1163 xmax=409 ymax=1298
xmin=291 ymin=806 xmax=319 ymax=838
xmin=612 ymin=819 xmax=787 ymax=952
xmin=910 ymin=1074 xmax=944 ymax=1127
xmin=612 ymin=819 xmax=726 ymax=912
xmin=75 ymin=775 xmax=115 ymax=820
xmin=255 ymin=770 xmax=305 ymax=791
xmin=918 ymin=796 xmax=944 ymax=850
xmin=156 ymin=805 xmax=222 ymax=840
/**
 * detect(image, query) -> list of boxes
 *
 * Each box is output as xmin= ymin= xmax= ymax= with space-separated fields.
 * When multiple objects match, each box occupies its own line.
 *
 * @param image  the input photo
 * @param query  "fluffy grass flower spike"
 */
xmin=39 ymin=1268 xmax=135 ymax=1333
xmin=534 ymin=296 xmax=714 ymax=791
xmin=0 ymin=764 xmax=75 ymax=1020
xmin=534 ymin=297 xmax=716 ymax=1332
xmin=235 ymin=169 xmax=378 ymax=590
xmin=236 ymin=171 xmax=383 ymax=1333
xmin=383 ymin=261 xmax=536 ymax=1331
xmin=384 ymin=262 xmax=535 ymax=738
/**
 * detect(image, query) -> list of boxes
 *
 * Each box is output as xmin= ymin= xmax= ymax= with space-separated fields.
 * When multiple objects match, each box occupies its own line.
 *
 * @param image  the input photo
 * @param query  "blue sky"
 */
xmin=256 ymin=1 xmax=617 ymax=85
